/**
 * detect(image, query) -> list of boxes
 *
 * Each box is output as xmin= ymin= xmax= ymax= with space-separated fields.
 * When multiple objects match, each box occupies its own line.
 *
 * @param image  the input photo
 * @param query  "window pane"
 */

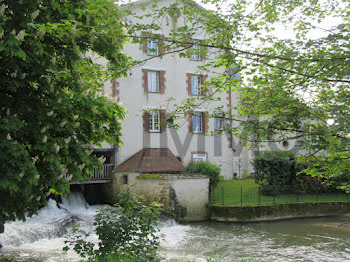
xmin=147 ymin=38 xmax=158 ymax=55
xmin=191 ymin=43 xmax=200 ymax=60
xmin=192 ymin=112 xmax=202 ymax=132
xmin=193 ymin=153 xmax=206 ymax=162
xmin=148 ymin=71 xmax=159 ymax=92
xmin=148 ymin=111 xmax=160 ymax=131
xmin=215 ymin=117 xmax=224 ymax=130
xmin=191 ymin=75 xmax=201 ymax=95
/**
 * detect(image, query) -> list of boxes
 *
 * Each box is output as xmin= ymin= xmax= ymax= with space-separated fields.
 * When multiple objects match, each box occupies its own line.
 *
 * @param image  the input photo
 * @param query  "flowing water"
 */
xmin=1 ymin=192 xmax=350 ymax=262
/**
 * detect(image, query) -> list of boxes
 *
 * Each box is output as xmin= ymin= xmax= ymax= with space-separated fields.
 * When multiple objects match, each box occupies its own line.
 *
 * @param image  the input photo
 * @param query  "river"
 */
xmin=1 ymin=192 xmax=350 ymax=262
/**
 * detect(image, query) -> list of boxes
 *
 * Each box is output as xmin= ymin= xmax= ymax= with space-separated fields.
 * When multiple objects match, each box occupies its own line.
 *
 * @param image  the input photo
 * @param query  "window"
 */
xmin=122 ymin=175 xmax=128 ymax=185
xmin=148 ymin=111 xmax=160 ymax=132
xmin=215 ymin=117 xmax=224 ymax=130
xmin=147 ymin=71 xmax=159 ymax=92
xmin=191 ymin=75 xmax=201 ymax=95
xmin=147 ymin=38 xmax=158 ymax=55
xmin=192 ymin=112 xmax=203 ymax=133
xmin=192 ymin=153 xmax=207 ymax=162
xmin=190 ymin=42 xmax=200 ymax=60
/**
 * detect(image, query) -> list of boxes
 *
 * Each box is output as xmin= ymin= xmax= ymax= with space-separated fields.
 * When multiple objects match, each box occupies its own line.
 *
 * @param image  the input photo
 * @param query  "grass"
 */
xmin=138 ymin=173 xmax=161 ymax=178
xmin=212 ymin=179 xmax=350 ymax=206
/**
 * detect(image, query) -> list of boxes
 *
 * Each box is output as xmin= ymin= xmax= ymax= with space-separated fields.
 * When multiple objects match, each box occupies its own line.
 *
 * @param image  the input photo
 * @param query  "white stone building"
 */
xmin=95 ymin=0 xmax=297 ymax=179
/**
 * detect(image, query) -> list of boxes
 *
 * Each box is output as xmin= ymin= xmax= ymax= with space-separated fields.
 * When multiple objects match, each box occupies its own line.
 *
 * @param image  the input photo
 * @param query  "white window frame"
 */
xmin=147 ymin=71 xmax=159 ymax=93
xmin=192 ymin=112 xmax=203 ymax=133
xmin=147 ymin=38 xmax=158 ymax=55
xmin=215 ymin=117 xmax=224 ymax=130
xmin=192 ymin=153 xmax=207 ymax=162
xmin=148 ymin=111 xmax=160 ymax=132
xmin=191 ymin=75 xmax=201 ymax=95
xmin=190 ymin=42 xmax=200 ymax=60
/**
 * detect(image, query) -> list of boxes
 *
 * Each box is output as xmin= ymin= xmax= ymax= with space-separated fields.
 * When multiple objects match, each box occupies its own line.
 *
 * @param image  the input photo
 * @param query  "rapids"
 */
xmin=1 ymin=191 xmax=350 ymax=262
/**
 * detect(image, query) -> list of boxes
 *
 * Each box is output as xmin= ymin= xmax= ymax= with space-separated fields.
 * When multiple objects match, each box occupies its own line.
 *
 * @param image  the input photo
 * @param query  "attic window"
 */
xmin=282 ymin=141 xmax=289 ymax=148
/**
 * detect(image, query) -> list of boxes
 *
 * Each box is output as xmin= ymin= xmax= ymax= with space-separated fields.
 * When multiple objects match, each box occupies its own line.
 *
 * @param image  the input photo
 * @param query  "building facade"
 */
xmin=95 ymin=0 xmax=297 ymax=179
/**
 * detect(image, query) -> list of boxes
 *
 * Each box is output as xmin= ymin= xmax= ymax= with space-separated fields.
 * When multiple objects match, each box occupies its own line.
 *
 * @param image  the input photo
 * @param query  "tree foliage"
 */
xmin=125 ymin=0 xmax=350 ymax=190
xmin=0 ymin=0 xmax=128 ymax=232
xmin=64 ymin=193 xmax=163 ymax=262
xmin=253 ymin=150 xmax=300 ymax=194
xmin=253 ymin=150 xmax=340 ymax=195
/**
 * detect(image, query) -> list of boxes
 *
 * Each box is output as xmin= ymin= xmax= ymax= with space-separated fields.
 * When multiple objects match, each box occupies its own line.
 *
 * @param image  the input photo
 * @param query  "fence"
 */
xmin=66 ymin=164 xmax=114 ymax=183
xmin=211 ymin=182 xmax=350 ymax=206
xmin=92 ymin=164 xmax=113 ymax=180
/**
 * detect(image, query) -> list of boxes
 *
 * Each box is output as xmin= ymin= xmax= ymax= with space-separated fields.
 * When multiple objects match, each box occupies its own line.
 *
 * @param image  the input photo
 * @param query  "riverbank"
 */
xmin=209 ymin=201 xmax=350 ymax=222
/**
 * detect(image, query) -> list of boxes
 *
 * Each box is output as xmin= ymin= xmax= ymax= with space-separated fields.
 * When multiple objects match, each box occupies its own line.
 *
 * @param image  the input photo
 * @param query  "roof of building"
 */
xmin=115 ymin=148 xmax=185 ymax=173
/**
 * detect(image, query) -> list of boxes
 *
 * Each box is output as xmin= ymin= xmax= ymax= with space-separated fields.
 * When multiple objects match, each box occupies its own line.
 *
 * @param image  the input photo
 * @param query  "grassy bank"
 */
xmin=212 ymin=179 xmax=349 ymax=206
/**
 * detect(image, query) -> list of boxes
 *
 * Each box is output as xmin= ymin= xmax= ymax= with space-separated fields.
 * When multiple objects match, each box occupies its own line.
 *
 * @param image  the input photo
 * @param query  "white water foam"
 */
xmin=0 ymin=192 xmax=192 ymax=261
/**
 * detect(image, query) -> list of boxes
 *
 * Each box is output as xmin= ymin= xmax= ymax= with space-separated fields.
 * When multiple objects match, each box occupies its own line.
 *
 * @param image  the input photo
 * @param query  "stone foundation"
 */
xmin=113 ymin=173 xmax=210 ymax=221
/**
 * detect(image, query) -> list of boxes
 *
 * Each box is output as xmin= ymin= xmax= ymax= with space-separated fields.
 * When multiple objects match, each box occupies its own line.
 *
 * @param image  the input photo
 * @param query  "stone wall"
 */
xmin=112 ymin=173 xmax=210 ymax=221
xmin=209 ymin=202 xmax=350 ymax=222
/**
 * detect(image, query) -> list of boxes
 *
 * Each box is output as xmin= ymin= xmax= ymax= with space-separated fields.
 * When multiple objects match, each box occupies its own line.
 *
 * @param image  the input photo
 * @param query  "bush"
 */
xmin=185 ymin=161 xmax=221 ymax=187
xmin=253 ymin=151 xmax=302 ymax=194
xmin=64 ymin=193 xmax=163 ymax=262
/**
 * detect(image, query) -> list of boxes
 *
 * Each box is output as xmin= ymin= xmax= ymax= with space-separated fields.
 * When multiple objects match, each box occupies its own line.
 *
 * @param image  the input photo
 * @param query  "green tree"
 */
xmin=125 ymin=0 xmax=350 ymax=191
xmin=64 ymin=193 xmax=163 ymax=262
xmin=0 ymin=0 xmax=128 ymax=232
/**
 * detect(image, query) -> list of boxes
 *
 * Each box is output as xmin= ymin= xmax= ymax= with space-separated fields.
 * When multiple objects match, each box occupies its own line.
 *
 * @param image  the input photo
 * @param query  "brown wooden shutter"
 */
xmin=160 ymin=109 xmax=166 ymax=132
xmin=186 ymin=73 xmax=192 ymax=95
xmin=159 ymin=34 xmax=165 ymax=55
xmin=141 ymin=32 xmax=148 ymax=53
xmin=143 ymin=112 xmax=149 ymax=132
xmin=201 ymin=75 xmax=207 ymax=95
xmin=200 ymin=40 xmax=205 ymax=61
xmin=203 ymin=112 xmax=209 ymax=133
xmin=159 ymin=70 xmax=165 ymax=94
xmin=111 ymin=79 xmax=119 ymax=100
xmin=142 ymin=69 xmax=148 ymax=93
xmin=188 ymin=113 xmax=193 ymax=132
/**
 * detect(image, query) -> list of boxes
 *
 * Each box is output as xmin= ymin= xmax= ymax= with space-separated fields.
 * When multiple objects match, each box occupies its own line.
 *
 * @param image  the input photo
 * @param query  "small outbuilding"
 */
xmin=113 ymin=148 xmax=210 ymax=221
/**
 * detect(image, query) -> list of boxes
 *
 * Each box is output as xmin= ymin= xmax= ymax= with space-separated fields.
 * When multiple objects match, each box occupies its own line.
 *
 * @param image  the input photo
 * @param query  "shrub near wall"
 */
xmin=185 ymin=161 xmax=221 ymax=188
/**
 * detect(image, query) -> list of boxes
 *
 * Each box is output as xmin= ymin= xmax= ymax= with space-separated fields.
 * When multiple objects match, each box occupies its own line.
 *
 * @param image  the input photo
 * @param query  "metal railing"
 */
xmin=65 ymin=164 xmax=114 ymax=183
xmin=92 ymin=164 xmax=113 ymax=180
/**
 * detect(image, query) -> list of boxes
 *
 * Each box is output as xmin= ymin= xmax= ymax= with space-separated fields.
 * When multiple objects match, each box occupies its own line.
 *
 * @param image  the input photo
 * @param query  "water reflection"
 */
xmin=165 ymin=217 xmax=350 ymax=262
